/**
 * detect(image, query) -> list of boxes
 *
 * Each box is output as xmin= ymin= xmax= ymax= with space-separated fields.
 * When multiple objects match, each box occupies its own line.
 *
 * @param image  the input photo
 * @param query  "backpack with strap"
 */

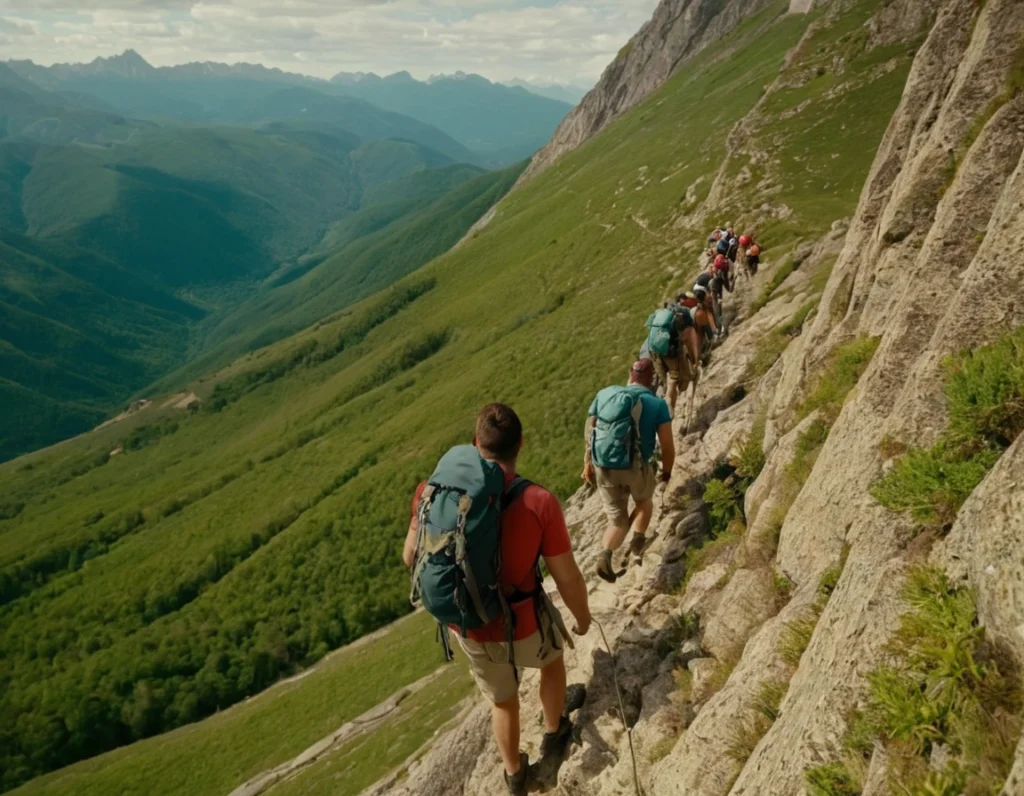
xmin=409 ymin=445 xmax=531 ymax=661
xmin=591 ymin=385 xmax=646 ymax=470
xmin=645 ymin=307 xmax=679 ymax=357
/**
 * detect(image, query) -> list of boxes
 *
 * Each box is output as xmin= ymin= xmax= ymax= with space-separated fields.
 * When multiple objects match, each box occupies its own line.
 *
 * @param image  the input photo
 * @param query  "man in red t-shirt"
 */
xmin=403 ymin=404 xmax=591 ymax=795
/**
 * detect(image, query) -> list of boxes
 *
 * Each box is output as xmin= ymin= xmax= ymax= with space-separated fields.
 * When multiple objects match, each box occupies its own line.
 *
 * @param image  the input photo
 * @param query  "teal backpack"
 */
xmin=409 ymin=445 xmax=531 ymax=660
xmin=646 ymin=308 xmax=678 ymax=357
xmin=591 ymin=385 xmax=646 ymax=470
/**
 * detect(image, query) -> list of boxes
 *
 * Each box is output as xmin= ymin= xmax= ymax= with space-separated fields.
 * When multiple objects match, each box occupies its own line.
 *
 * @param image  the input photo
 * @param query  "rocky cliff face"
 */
xmin=371 ymin=0 xmax=1024 ymax=793
xmin=517 ymin=0 xmax=782 ymax=186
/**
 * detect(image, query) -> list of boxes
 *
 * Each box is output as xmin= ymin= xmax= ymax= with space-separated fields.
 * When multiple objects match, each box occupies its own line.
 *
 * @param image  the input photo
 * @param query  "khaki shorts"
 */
xmin=457 ymin=622 xmax=565 ymax=704
xmin=653 ymin=355 xmax=680 ymax=387
xmin=596 ymin=462 xmax=656 ymax=528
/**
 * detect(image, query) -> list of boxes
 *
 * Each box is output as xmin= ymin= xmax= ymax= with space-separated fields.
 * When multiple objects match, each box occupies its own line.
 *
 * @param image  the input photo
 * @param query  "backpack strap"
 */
xmin=453 ymin=494 xmax=491 ymax=628
xmin=503 ymin=477 xmax=532 ymax=507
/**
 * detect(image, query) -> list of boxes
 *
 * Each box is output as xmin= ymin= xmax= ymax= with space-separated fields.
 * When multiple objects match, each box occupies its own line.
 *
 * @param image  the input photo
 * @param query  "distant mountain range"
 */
xmin=6 ymin=51 xmax=575 ymax=165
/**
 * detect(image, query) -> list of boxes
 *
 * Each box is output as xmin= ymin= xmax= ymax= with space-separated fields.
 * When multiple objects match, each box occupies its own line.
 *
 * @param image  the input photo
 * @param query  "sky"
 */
xmin=0 ymin=0 xmax=660 ymax=86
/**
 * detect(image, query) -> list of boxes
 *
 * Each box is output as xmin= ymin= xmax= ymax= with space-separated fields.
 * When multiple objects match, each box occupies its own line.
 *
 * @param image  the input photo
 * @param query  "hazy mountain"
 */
xmin=327 ymin=69 xmax=572 ymax=164
xmin=6 ymin=53 xmax=479 ymax=164
xmin=502 ymin=78 xmax=589 ymax=105
xmin=0 ymin=63 xmax=148 ymax=145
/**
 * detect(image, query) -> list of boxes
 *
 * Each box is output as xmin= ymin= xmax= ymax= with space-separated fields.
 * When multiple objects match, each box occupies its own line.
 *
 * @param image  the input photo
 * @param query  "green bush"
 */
xmin=704 ymin=478 xmax=742 ymax=536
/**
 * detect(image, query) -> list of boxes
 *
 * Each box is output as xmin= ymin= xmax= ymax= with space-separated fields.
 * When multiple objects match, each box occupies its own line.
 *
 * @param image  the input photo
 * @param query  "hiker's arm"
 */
xmin=402 ymin=517 xmax=418 ymax=569
xmin=545 ymin=552 xmax=591 ymax=635
xmin=581 ymin=415 xmax=596 ymax=484
xmin=658 ymin=422 xmax=675 ymax=481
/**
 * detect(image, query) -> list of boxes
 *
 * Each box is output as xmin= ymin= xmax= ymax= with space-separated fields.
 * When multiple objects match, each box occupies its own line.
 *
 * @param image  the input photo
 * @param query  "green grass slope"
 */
xmin=1 ymin=0 xmax=920 ymax=790
xmin=13 ymin=613 xmax=470 ymax=796
xmin=163 ymin=163 xmax=523 ymax=386
xmin=0 ymin=125 xmax=502 ymax=460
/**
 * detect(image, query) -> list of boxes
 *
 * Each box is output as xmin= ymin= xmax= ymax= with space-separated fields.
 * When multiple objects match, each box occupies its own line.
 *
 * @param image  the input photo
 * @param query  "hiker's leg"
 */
xmin=539 ymin=655 xmax=567 ymax=733
xmin=626 ymin=465 xmax=658 ymax=554
xmin=597 ymin=470 xmax=630 ymax=552
xmin=632 ymin=498 xmax=654 ymax=534
xmin=601 ymin=518 xmax=630 ymax=554
xmin=456 ymin=637 xmax=522 ymax=773
xmin=683 ymin=328 xmax=700 ymax=372
xmin=492 ymin=695 xmax=522 ymax=775
xmin=663 ymin=357 xmax=679 ymax=414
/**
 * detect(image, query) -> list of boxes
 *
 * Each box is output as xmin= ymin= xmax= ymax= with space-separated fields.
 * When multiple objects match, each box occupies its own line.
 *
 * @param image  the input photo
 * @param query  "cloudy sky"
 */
xmin=0 ymin=0 xmax=660 ymax=86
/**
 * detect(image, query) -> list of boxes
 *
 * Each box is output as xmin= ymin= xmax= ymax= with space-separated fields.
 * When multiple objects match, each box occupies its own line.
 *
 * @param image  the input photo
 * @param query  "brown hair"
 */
xmin=475 ymin=403 xmax=523 ymax=461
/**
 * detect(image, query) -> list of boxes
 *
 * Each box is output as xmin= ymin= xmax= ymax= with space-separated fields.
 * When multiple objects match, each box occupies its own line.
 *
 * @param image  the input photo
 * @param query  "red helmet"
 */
xmin=749 ymin=244 xmax=761 ymax=257
xmin=714 ymin=254 xmax=728 ymax=270
xmin=739 ymin=234 xmax=752 ymax=248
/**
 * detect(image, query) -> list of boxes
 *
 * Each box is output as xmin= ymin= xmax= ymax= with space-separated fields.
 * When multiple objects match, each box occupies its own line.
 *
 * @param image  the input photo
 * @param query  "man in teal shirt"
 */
xmin=582 ymin=359 xmax=675 ymax=582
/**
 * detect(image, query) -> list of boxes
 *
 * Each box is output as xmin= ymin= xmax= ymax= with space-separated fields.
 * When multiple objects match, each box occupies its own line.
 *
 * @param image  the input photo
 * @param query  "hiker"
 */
xmin=685 ymin=285 xmax=718 ymax=364
xmin=583 ymin=359 xmax=675 ymax=583
xmin=727 ymin=234 xmax=740 ymax=264
xmin=738 ymin=233 xmax=753 ymax=275
xmin=405 ymin=404 xmax=592 ymax=796
xmin=644 ymin=297 xmax=700 ymax=416
xmin=747 ymin=243 xmax=761 ymax=275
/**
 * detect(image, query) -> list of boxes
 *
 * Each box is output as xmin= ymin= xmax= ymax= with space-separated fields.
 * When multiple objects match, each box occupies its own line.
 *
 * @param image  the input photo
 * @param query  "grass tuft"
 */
xmin=779 ymin=615 xmax=818 ymax=668
xmin=810 ymin=566 xmax=1023 ymax=795
xmin=804 ymin=761 xmax=861 ymax=796
xmin=872 ymin=330 xmax=1024 ymax=531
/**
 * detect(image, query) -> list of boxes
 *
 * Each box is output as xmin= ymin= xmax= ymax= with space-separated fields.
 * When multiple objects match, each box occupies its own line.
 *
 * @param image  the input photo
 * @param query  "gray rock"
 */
xmin=678 ymin=638 xmax=704 ymax=667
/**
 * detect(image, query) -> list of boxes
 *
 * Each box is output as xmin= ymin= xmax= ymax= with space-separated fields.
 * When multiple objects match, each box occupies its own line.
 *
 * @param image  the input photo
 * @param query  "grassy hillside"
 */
xmin=0 ymin=65 xmax=147 ymax=146
xmin=0 ymin=124 xmax=511 ymax=460
xmin=13 ymin=613 xmax=471 ymax=796
xmin=165 ymin=163 xmax=523 ymax=385
xmin=1 ymin=0 xmax=921 ymax=790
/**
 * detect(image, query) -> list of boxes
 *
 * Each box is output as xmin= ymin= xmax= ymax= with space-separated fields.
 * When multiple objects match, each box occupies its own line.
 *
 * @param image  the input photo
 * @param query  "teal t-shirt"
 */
xmin=588 ymin=386 xmax=671 ymax=462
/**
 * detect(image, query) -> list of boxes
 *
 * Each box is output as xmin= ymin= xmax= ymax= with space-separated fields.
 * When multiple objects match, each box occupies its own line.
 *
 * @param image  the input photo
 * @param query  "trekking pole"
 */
xmin=594 ymin=617 xmax=644 ymax=796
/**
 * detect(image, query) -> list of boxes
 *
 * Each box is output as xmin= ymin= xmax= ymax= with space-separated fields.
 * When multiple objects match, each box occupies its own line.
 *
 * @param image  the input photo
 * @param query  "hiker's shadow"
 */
xmin=531 ymin=612 xmax=690 ymax=793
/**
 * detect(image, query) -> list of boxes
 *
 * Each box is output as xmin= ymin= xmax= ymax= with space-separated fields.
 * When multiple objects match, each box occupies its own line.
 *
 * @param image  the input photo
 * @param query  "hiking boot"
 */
xmin=539 ymin=715 xmax=573 ymax=759
xmin=504 ymin=752 xmax=529 ymax=796
xmin=596 ymin=549 xmax=618 ymax=583
xmin=629 ymin=534 xmax=647 ymax=556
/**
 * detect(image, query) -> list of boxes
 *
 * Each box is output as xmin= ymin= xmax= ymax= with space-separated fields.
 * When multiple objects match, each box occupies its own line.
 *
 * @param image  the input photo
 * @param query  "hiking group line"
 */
xmin=402 ymin=224 xmax=761 ymax=795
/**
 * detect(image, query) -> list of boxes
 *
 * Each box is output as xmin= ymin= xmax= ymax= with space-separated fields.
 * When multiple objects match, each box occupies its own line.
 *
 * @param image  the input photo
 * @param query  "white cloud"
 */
xmin=0 ymin=0 xmax=659 ymax=84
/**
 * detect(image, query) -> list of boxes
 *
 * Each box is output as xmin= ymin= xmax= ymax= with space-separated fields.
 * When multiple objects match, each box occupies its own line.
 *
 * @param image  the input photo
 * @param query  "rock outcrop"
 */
xmin=517 ymin=0 xmax=783 ymax=186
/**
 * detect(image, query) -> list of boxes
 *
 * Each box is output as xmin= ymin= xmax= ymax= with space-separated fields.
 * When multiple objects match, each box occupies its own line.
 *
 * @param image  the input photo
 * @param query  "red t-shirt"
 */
xmin=410 ymin=472 xmax=572 ymax=642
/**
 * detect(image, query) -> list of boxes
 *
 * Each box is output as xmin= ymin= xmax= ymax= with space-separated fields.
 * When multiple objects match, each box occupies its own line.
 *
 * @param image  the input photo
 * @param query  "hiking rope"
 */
xmin=593 ymin=617 xmax=644 ymax=796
